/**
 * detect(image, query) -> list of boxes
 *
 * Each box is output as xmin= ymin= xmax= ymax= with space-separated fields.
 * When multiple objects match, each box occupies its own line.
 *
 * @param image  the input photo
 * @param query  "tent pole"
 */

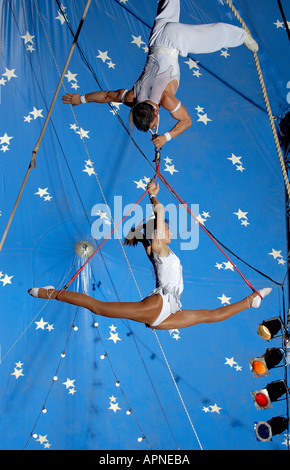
xmin=0 ymin=0 xmax=92 ymax=253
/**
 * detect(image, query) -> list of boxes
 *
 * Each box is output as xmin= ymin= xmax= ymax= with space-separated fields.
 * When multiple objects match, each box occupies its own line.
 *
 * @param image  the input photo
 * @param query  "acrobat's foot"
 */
xmin=248 ymin=287 xmax=272 ymax=309
xmin=243 ymin=31 xmax=259 ymax=52
xmin=28 ymin=286 xmax=55 ymax=299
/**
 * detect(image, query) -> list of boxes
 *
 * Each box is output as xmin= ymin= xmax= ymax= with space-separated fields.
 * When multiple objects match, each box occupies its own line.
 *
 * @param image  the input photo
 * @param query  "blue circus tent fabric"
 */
xmin=0 ymin=0 xmax=289 ymax=451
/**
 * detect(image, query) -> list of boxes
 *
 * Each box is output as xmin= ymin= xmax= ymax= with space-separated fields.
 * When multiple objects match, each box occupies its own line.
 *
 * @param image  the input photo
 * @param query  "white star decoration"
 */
xmin=169 ymin=329 xmax=181 ymax=340
xmin=164 ymin=163 xmax=178 ymax=175
xmin=21 ymin=31 xmax=35 ymax=44
xmin=2 ymin=67 xmax=17 ymax=81
xmin=268 ymin=248 xmax=286 ymax=266
xmin=69 ymin=123 xmax=90 ymax=140
xmin=108 ymin=395 xmax=121 ymax=413
xmin=34 ymin=187 xmax=53 ymax=202
xmin=55 ymin=9 xmax=68 ymax=25
xmin=33 ymin=433 xmax=52 ymax=448
xmin=0 ymin=133 xmax=13 ymax=154
xmin=227 ymin=153 xmax=246 ymax=172
xmin=134 ymin=178 xmax=147 ymax=190
xmin=218 ymin=294 xmax=231 ymax=305
xmin=184 ymin=58 xmax=201 ymax=78
xmin=233 ymin=209 xmax=249 ymax=227
xmin=225 ymin=356 xmax=242 ymax=372
xmin=130 ymin=34 xmax=148 ymax=54
xmin=24 ymin=107 xmax=44 ymax=122
xmin=274 ymin=19 xmax=290 ymax=30
xmin=96 ymin=50 xmax=117 ymax=68
xmin=21 ymin=31 xmax=36 ymax=53
xmin=0 ymin=273 xmax=13 ymax=286
xmin=11 ymin=361 xmax=24 ymax=379
xmin=108 ymin=332 xmax=121 ymax=344
xmin=108 ymin=324 xmax=121 ymax=344
xmin=220 ymin=48 xmax=230 ymax=58
xmin=194 ymin=106 xmax=212 ymax=125
xmin=131 ymin=35 xmax=146 ymax=48
xmin=0 ymin=132 xmax=13 ymax=145
xmin=62 ymin=377 xmax=77 ymax=396
xmin=215 ymin=261 xmax=235 ymax=271
xmin=197 ymin=113 xmax=212 ymax=125
xmin=134 ymin=157 xmax=179 ymax=190
xmin=202 ymin=403 xmax=222 ymax=414
xmin=65 ymin=70 xmax=81 ymax=90
xmin=35 ymin=317 xmax=54 ymax=331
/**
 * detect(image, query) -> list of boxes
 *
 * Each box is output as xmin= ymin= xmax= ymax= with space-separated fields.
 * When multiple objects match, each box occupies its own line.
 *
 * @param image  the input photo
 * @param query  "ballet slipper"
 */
xmin=248 ymin=288 xmax=272 ymax=308
xmin=28 ymin=286 xmax=55 ymax=299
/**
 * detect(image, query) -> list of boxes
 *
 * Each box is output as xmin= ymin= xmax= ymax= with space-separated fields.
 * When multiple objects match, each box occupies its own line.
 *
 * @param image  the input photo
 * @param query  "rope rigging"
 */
xmin=57 ymin=147 xmax=262 ymax=300
xmin=224 ymin=0 xmax=290 ymax=200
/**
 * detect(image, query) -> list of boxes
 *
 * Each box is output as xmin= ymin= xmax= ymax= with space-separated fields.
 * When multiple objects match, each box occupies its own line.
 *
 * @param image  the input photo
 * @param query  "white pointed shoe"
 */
xmin=251 ymin=287 xmax=272 ymax=308
xmin=243 ymin=31 xmax=259 ymax=52
xmin=28 ymin=286 xmax=55 ymax=298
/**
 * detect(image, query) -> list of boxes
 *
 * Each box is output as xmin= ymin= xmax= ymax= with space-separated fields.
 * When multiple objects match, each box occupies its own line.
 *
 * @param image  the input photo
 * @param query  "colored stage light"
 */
xmin=255 ymin=416 xmax=289 ymax=442
xmin=249 ymin=348 xmax=284 ymax=377
xmin=255 ymin=392 xmax=269 ymax=408
xmin=257 ymin=317 xmax=282 ymax=340
xmin=251 ymin=380 xmax=288 ymax=410
xmin=252 ymin=360 xmax=266 ymax=375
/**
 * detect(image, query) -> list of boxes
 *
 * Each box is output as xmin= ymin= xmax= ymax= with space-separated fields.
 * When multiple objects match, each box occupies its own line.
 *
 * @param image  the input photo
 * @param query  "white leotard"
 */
xmin=133 ymin=50 xmax=180 ymax=105
xmin=149 ymin=249 xmax=184 ymax=326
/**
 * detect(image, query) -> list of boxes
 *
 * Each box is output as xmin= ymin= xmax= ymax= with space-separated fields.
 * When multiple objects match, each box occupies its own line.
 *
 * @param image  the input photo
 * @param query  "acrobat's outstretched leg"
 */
xmin=28 ymin=287 xmax=163 ymax=326
xmin=29 ymin=287 xmax=271 ymax=330
xmin=151 ymin=288 xmax=272 ymax=330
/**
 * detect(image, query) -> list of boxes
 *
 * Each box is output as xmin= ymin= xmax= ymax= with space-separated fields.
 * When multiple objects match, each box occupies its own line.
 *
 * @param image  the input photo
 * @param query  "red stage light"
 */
xmin=255 ymin=392 xmax=269 ymax=408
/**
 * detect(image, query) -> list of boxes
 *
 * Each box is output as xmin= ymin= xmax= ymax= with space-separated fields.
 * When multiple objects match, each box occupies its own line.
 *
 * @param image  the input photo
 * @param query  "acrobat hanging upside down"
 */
xmin=29 ymin=180 xmax=271 ymax=330
xmin=62 ymin=0 xmax=258 ymax=149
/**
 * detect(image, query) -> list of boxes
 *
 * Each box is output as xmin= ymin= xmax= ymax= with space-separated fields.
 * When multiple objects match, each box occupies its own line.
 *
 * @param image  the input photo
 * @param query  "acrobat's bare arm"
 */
xmin=62 ymin=89 xmax=134 ymax=107
xmin=152 ymin=94 xmax=192 ymax=149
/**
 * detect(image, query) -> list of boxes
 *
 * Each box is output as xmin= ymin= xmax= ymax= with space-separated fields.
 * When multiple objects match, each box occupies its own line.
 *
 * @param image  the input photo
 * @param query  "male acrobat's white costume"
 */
xmin=134 ymin=0 xmax=247 ymax=105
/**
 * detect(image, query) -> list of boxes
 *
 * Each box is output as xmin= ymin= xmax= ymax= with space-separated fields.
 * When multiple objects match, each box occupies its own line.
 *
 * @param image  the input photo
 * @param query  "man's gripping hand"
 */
xmin=151 ymin=134 xmax=167 ymax=149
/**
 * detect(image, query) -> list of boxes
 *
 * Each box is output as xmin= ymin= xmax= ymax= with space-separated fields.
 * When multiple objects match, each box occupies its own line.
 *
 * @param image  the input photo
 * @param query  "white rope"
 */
xmin=224 ymin=0 xmax=290 ymax=200
xmin=0 ymin=258 xmax=79 ymax=364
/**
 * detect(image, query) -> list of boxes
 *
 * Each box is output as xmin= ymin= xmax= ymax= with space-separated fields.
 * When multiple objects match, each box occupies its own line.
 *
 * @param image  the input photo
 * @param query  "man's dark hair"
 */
xmin=132 ymin=102 xmax=155 ymax=131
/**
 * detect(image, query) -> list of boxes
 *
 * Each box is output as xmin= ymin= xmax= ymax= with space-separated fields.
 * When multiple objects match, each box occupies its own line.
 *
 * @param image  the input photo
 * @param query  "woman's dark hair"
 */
xmin=124 ymin=218 xmax=169 ymax=247
xmin=132 ymin=102 xmax=155 ymax=132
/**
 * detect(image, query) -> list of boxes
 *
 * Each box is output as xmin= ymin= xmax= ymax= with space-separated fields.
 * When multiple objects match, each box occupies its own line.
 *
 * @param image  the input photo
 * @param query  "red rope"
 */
xmin=57 ymin=156 xmax=260 ymax=299
xmin=56 ymin=165 xmax=160 ymax=299
xmin=157 ymin=171 xmax=261 ymax=298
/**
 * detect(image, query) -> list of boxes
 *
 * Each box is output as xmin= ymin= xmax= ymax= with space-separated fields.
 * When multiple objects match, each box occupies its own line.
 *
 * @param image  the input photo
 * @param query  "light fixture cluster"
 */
xmin=249 ymin=315 xmax=290 ymax=443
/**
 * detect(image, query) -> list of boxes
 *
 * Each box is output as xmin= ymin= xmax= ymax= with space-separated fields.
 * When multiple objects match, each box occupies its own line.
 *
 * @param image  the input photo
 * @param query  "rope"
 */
xmin=0 ymin=257 xmax=80 ymax=365
xmin=152 ymin=331 xmax=203 ymax=450
xmin=0 ymin=0 xmax=92 ymax=254
xmin=60 ymin=158 xmax=261 ymax=301
xmin=56 ymin=163 xmax=160 ymax=299
xmin=224 ymin=0 xmax=290 ymax=200
xmin=157 ymin=171 xmax=262 ymax=297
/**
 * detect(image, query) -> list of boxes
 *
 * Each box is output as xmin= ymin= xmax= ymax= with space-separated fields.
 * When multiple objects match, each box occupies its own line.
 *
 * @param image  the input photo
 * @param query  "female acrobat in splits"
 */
xmin=28 ymin=181 xmax=271 ymax=329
